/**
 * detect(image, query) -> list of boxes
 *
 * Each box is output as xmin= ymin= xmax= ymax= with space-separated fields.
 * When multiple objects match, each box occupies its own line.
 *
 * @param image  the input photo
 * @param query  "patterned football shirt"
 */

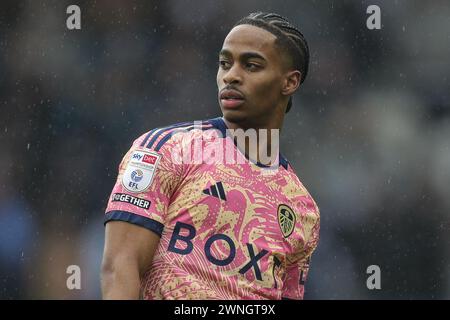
xmin=104 ymin=117 xmax=320 ymax=299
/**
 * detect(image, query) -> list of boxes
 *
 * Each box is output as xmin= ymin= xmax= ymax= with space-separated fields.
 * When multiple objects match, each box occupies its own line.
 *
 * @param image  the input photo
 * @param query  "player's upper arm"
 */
xmin=102 ymin=220 xmax=160 ymax=277
xmin=101 ymin=127 xmax=189 ymax=299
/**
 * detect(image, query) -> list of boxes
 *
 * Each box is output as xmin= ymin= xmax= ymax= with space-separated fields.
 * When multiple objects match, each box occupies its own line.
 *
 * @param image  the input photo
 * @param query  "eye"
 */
xmin=245 ymin=62 xmax=260 ymax=71
xmin=219 ymin=60 xmax=231 ymax=69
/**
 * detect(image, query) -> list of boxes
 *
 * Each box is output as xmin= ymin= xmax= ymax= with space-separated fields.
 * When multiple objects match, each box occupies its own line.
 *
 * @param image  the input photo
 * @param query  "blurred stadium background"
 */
xmin=0 ymin=0 xmax=449 ymax=299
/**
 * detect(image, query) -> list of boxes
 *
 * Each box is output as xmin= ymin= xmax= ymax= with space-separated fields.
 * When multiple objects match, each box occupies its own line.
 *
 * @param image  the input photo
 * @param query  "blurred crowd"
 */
xmin=0 ymin=0 xmax=449 ymax=299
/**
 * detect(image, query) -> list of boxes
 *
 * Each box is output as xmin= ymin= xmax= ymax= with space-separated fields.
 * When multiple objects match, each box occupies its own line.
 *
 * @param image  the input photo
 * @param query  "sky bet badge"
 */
xmin=277 ymin=204 xmax=296 ymax=238
xmin=122 ymin=149 xmax=161 ymax=193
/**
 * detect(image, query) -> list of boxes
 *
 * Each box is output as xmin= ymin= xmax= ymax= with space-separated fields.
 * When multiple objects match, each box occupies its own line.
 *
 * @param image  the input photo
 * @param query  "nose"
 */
xmin=222 ymin=64 xmax=242 ymax=85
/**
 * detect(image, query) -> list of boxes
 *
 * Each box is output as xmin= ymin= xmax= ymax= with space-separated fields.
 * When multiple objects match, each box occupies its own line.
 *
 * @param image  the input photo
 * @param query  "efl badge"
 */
xmin=122 ymin=149 xmax=161 ymax=193
xmin=277 ymin=204 xmax=296 ymax=238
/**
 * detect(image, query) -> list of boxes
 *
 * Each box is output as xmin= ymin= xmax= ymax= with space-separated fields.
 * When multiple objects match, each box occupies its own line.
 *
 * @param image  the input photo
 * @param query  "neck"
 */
xmin=222 ymin=111 xmax=284 ymax=131
xmin=222 ymin=113 xmax=284 ymax=166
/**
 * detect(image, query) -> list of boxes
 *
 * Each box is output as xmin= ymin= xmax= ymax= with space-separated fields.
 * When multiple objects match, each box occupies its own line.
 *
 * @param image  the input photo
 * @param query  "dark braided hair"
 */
xmin=234 ymin=12 xmax=309 ymax=113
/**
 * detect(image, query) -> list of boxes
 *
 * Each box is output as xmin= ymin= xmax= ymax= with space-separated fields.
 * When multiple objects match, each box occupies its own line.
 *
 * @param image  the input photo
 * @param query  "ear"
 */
xmin=281 ymin=70 xmax=301 ymax=97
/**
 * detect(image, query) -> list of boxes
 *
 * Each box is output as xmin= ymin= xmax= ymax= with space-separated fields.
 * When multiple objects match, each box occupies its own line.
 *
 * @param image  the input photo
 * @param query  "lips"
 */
xmin=220 ymin=89 xmax=244 ymax=100
xmin=219 ymin=89 xmax=245 ymax=109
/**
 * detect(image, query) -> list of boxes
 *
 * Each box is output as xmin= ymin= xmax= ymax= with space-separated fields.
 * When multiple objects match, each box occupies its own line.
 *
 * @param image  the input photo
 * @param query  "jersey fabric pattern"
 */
xmin=104 ymin=117 xmax=320 ymax=300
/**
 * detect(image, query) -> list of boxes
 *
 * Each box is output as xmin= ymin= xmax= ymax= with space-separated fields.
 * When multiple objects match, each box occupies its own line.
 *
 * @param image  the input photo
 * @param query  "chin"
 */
xmin=222 ymin=108 xmax=248 ymax=124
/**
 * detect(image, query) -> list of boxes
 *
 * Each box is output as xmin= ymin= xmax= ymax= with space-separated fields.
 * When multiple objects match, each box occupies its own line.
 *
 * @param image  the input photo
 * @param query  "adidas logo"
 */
xmin=203 ymin=181 xmax=227 ymax=201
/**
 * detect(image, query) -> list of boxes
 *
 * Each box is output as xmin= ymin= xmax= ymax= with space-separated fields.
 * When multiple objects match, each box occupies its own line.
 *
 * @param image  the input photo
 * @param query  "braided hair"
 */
xmin=234 ymin=12 xmax=309 ymax=113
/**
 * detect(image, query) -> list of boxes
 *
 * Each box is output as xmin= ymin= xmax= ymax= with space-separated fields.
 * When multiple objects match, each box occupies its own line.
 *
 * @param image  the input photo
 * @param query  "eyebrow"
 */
xmin=219 ymin=49 xmax=267 ymax=62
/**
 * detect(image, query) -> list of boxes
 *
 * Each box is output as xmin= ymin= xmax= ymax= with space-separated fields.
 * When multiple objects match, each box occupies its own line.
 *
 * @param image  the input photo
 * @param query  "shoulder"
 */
xmin=132 ymin=119 xmax=219 ymax=152
xmin=286 ymin=161 xmax=320 ymax=216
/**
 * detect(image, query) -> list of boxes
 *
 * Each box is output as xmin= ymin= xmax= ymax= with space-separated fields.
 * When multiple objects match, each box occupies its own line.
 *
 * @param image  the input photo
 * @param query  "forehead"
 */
xmin=221 ymin=24 xmax=278 ymax=57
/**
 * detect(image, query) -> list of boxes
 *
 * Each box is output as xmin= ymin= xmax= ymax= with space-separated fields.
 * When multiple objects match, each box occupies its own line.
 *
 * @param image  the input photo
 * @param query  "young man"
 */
xmin=101 ymin=12 xmax=320 ymax=300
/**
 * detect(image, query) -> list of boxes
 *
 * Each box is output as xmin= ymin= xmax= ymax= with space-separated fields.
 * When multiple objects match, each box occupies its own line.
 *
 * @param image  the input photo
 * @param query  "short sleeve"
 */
xmin=282 ymin=216 xmax=320 ymax=299
xmin=104 ymin=130 xmax=183 ymax=237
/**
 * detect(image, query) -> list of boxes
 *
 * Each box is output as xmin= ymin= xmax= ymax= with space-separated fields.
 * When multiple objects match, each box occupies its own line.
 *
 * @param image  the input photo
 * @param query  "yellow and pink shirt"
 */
xmin=104 ymin=117 xmax=320 ymax=300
